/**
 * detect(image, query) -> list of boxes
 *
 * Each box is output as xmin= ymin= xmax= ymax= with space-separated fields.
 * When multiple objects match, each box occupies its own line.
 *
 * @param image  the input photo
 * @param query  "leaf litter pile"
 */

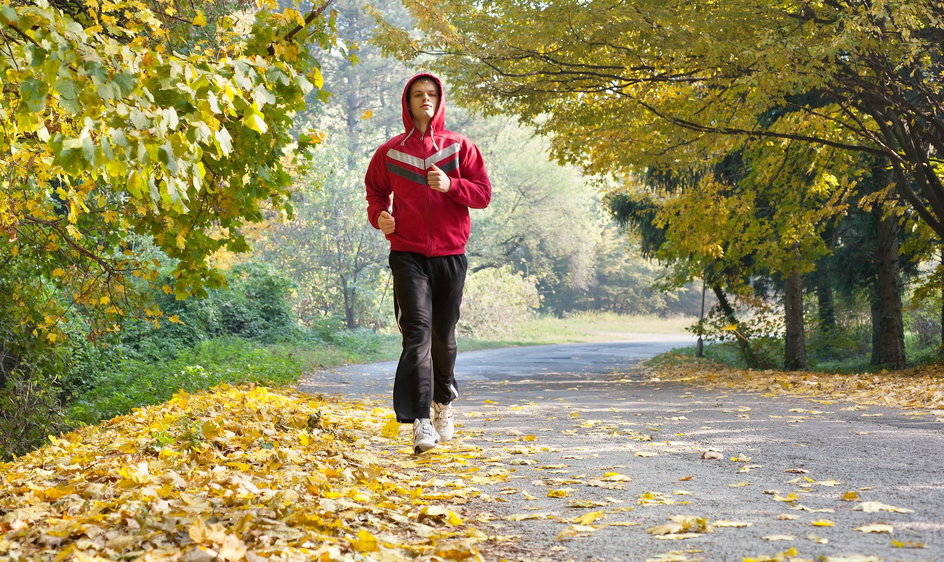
xmin=645 ymin=354 xmax=944 ymax=413
xmin=0 ymin=384 xmax=491 ymax=560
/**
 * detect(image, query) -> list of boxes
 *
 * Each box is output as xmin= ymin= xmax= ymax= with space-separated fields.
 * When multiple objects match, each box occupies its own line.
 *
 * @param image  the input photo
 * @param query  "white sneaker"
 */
xmin=432 ymin=401 xmax=455 ymax=441
xmin=412 ymin=418 xmax=439 ymax=454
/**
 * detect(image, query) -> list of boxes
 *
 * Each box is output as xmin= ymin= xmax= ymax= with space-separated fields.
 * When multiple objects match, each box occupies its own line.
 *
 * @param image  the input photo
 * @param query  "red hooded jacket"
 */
xmin=365 ymin=74 xmax=492 ymax=257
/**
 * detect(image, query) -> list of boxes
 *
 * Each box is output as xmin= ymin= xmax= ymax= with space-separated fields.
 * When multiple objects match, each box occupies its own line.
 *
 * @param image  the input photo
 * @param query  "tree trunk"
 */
xmin=711 ymin=284 xmax=768 ymax=369
xmin=870 ymin=208 xmax=906 ymax=368
xmin=815 ymin=278 xmax=836 ymax=333
xmin=783 ymin=270 xmax=807 ymax=370
xmin=816 ymin=225 xmax=838 ymax=336
xmin=341 ymin=277 xmax=357 ymax=330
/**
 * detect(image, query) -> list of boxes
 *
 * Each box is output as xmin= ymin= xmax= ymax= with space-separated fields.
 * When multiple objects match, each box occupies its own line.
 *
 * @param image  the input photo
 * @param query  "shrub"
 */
xmin=459 ymin=266 xmax=541 ymax=339
xmin=65 ymin=337 xmax=305 ymax=427
xmin=122 ymin=262 xmax=304 ymax=362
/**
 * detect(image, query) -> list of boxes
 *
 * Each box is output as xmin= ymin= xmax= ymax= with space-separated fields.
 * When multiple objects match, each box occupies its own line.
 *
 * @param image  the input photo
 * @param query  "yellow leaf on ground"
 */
xmin=762 ymin=535 xmax=795 ymax=541
xmin=352 ymin=529 xmax=378 ymax=552
xmin=891 ymin=539 xmax=925 ymax=548
xmin=380 ymin=416 xmax=400 ymax=439
xmin=854 ymin=523 xmax=893 ymax=534
xmin=568 ymin=499 xmax=606 ymax=508
xmin=602 ymin=472 xmax=632 ymax=481
xmin=219 ymin=534 xmax=247 ymax=561
xmin=572 ymin=511 xmax=605 ymax=525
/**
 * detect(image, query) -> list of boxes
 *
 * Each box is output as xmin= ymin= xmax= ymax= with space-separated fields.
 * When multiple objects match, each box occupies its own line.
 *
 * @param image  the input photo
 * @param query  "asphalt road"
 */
xmin=299 ymin=340 xmax=944 ymax=561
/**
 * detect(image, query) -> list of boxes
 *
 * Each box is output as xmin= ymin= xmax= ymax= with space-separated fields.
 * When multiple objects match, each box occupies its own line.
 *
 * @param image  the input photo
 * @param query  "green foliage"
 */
xmin=463 ymin=117 xmax=599 ymax=297
xmin=0 ymin=0 xmax=337 ymax=457
xmin=65 ymin=337 xmax=304 ymax=428
xmin=121 ymin=262 xmax=304 ymax=361
xmin=328 ymin=328 xmax=390 ymax=356
xmin=250 ymin=0 xmax=404 ymax=330
xmin=459 ymin=266 xmax=541 ymax=339
xmin=0 ymin=370 xmax=63 ymax=460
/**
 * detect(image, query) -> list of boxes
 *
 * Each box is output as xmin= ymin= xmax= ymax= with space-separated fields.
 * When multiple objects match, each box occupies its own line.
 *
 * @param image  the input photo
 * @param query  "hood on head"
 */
xmin=401 ymin=73 xmax=446 ymax=135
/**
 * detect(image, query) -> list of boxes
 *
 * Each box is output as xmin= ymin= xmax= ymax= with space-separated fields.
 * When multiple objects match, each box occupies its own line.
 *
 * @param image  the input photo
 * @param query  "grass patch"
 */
xmin=465 ymin=312 xmax=696 ymax=347
xmin=64 ymin=314 xmax=695 ymax=430
xmin=659 ymin=338 xmax=944 ymax=374
xmin=65 ymin=330 xmax=405 ymax=429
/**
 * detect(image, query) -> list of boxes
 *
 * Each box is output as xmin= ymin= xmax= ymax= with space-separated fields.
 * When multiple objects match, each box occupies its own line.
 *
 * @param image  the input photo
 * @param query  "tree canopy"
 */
xmin=1 ymin=0 xmax=334 ymax=345
xmin=375 ymin=0 xmax=944 ymax=239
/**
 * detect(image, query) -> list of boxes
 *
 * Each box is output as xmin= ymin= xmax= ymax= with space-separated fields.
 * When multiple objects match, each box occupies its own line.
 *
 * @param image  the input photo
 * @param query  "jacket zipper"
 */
xmin=424 ymin=132 xmax=433 ymax=256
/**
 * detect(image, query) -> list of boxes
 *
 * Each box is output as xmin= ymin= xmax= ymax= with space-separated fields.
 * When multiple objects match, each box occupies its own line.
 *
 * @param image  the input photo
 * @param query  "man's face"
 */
xmin=409 ymin=79 xmax=440 ymax=124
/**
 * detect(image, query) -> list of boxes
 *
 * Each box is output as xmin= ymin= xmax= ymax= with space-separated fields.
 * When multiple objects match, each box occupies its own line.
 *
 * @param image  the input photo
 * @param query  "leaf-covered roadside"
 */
xmin=0 ymin=385 xmax=488 ymax=560
xmin=644 ymin=354 xmax=944 ymax=412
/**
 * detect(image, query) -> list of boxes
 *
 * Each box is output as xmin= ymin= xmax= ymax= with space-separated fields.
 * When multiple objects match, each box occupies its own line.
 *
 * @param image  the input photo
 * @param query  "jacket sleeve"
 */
xmin=365 ymin=145 xmax=391 ymax=229
xmin=447 ymin=139 xmax=492 ymax=209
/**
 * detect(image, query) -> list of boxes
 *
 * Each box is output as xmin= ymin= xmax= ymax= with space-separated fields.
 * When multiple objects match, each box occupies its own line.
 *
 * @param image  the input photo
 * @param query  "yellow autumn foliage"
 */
xmin=0 ymin=384 xmax=485 ymax=560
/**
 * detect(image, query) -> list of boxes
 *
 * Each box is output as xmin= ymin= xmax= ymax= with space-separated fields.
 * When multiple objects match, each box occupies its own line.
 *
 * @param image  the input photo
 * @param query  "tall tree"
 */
xmin=374 ymin=0 xmax=944 ymax=243
xmin=250 ymin=0 xmax=406 ymax=328
xmin=1 ymin=0 xmax=334 ymax=343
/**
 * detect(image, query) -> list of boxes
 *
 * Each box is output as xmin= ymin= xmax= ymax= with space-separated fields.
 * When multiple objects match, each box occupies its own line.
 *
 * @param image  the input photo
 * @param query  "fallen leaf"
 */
xmin=854 ymin=523 xmax=893 ymax=534
xmin=652 ymin=532 xmax=702 ymax=540
xmin=507 ymin=513 xmax=552 ymax=521
xmin=853 ymin=501 xmax=914 ymax=513
xmin=712 ymin=520 xmax=752 ymax=528
xmin=602 ymin=471 xmax=632 ymax=482
xmin=568 ymin=499 xmax=606 ymax=508
xmin=556 ymin=524 xmax=596 ymax=540
xmin=814 ymin=479 xmax=841 ymax=487
xmin=646 ymin=516 xmax=712 ymax=537
xmin=891 ymin=539 xmax=925 ymax=548
xmin=351 ymin=530 xmax=378 ymax=553
xmin=812 ymin=520 xmax=834 ymax=527
xmin=762 ymin=534 xmax=795 ymax=541
xmin=701 ymin=451 xmax=724 ymax=460
xmin=571 ymin=511 xmax=605 ymax=525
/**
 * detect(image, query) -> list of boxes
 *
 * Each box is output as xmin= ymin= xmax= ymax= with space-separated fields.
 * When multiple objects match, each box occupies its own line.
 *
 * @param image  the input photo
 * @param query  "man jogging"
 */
xmin=365 ymin=73 xmax=492 ymax=454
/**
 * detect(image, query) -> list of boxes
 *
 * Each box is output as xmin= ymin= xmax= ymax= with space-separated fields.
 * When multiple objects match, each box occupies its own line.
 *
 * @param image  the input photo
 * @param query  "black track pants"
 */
xmin=389 ymin=251 xmax=467 ymax=423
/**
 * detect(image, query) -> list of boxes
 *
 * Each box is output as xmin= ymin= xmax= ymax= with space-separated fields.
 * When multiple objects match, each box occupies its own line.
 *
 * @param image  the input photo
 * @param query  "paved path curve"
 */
xmin=299 ymin=339 xmax=944 ymax=561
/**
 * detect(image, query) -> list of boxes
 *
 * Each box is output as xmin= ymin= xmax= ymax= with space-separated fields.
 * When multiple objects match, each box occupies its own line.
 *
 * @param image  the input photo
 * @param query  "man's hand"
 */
xmin=378 ymin=211 xmax=396 ymax=235
xmin=427 ymin=164 xmax=451 ymax=193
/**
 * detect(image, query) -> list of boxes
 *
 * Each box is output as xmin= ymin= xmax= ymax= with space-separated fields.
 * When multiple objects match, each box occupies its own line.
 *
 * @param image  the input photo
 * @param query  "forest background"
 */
xmin=2 ymin=0 xmax=943 ymax=460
